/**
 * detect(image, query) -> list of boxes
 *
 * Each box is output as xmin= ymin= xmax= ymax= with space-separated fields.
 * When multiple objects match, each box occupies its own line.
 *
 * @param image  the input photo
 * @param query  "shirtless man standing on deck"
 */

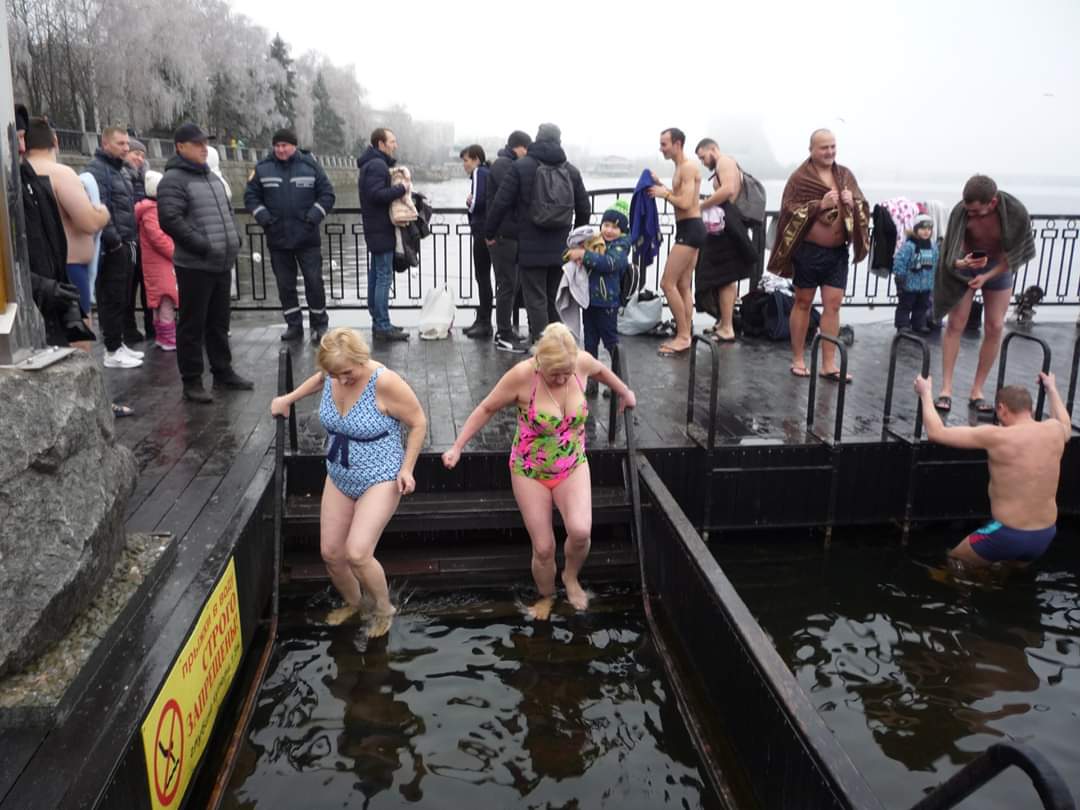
xmin=649 ymin=127 xmax=703 ymax=357
xmin=770 ymin=130 xmax=869 ymax=382
xmin=914 ymin=372 xmax=1070 ymax=568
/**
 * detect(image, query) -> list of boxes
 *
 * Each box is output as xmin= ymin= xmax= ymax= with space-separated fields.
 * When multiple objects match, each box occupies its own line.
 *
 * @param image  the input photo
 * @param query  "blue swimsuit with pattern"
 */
xmin=319 ymin=368 xmax=404 ymax=499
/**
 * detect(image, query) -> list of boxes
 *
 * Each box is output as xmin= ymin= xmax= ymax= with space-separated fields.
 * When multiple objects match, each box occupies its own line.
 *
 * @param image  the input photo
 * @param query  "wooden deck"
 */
xmin=98 ymin=313 xmax=1080 ymax=540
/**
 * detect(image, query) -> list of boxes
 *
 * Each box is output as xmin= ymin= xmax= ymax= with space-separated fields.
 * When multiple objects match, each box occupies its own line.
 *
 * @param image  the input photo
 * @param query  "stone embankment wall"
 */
xmin=0 ymin=353 xmax=137 ymax=677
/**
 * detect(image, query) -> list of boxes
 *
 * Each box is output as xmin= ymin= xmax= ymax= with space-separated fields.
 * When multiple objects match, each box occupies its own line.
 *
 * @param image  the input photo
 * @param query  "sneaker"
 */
xmin=103 ymin=350 xmax=142 ymax=369
xmin=374 ymin=328 xmax=409 ymax=342
xmin=119 ymin=343 xmax=144 ymax=360
xmin=213 ymin=371 xmax=254 ymax=390
xmin=494 ymin=332 xmax=528 ymax=353
xmin=182 ymin=382 xmax=213 ymax=403
xmin=280 ymin=325 xmax=303 ymax=342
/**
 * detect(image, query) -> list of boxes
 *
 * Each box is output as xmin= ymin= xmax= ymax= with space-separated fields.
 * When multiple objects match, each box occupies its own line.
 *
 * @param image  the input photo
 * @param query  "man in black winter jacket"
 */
xmin=123 ymin=138 xmax=152 ymax=342
xmin=158 ymin=122 xmax=252 ymax=403
xmin=84 ymin=126 xmax=142 ymax=365
xmin=245 ymin=129 xmax=336 ymax=343
xmin=485 ymin=123 xmax=590 ymax=341
xmin=484 ymin=129 xmax=531 ymax=352
xmin=357 ymin=128 xmax=409 ymax=341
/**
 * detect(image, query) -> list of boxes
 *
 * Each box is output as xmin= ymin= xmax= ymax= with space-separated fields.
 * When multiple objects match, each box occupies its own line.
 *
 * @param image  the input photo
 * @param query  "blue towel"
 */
xmin=629 ymin=169 xmax=661 ymax=268
xmin=79 ymin=172 xmax=103 ymax=302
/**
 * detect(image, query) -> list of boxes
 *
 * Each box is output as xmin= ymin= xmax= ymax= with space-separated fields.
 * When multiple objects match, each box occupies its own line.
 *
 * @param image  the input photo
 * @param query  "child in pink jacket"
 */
xmin=135 ymin=170 xmax=179 ymax=350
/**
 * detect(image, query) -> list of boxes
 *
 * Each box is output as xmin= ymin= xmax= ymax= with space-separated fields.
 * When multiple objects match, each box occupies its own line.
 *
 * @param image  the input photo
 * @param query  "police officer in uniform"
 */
xmin=245 ymin=129 xmax=336 ymax=342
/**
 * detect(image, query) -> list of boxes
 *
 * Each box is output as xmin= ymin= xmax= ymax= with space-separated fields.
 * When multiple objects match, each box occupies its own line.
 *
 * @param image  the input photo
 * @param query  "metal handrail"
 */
xmin=282 ymin=348 xmax=298 ymax=452
xmin=1067 ymin=332 xmax=1080 ymax=429
xmin=996 ymin=331 xmax=1052 ymax=421
xmin=607 ymin=346 xmax=622 ymax=445
xmin=882 ymin=333 xmax=931 ymax=441
xmin=911 ymin=742 xmax=1075 ymax=810
xmin=206 ymin=349 xmax=291 ymax=807
xmin=686 ymin=335 xmax=720 ymax=450
xmin=806 ymin=333 xmax=849 ymax=444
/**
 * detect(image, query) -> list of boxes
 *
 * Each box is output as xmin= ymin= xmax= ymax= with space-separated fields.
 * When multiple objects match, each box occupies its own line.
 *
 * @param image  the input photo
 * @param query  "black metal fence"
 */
xmin=230 ymin=189 xmax=1079 ymax=312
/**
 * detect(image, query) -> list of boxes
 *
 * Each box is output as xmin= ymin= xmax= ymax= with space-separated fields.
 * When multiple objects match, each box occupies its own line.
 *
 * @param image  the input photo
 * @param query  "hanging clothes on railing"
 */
xmin=629 ymin=170 xmax=661 ymax=268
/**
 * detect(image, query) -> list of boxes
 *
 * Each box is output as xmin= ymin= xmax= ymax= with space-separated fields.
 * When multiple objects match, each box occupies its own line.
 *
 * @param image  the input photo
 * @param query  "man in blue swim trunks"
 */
xmin=915 ymin=372 xmax=1071 ymax=567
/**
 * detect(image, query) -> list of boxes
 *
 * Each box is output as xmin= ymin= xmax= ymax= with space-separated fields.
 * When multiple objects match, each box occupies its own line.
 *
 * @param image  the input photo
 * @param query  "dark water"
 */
xmin=223 ymin=585 xmax=722 ymax=809
xmin=713 ymin=529 xmax=1080 ymax=809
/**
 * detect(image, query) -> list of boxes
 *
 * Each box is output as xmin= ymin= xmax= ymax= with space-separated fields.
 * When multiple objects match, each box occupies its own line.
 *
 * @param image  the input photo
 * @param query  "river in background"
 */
xmin=420 ymin=174 xmax=1080 ymax=215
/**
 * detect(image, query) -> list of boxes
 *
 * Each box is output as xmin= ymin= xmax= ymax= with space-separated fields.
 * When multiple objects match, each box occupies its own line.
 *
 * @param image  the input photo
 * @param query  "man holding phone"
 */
xmin=932 ymin=175 xmax=1035 ymax=416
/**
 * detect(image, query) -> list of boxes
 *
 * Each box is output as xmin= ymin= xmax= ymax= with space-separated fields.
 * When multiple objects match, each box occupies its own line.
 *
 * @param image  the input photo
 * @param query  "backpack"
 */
xmin=762 ymin=290 xmax=820 ymax=341
xmin=740 ymin=289 xmax=771 ymax=337
xmin=734 ymin=165 xmax=767 ymax=224
xmin=529 ymin=162 xmax=575 ymax=228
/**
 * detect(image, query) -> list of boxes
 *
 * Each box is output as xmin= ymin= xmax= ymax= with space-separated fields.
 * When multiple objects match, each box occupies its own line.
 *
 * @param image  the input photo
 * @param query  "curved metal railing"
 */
xmin=911 ymin=742 xmax=1075 ymax=810
xmin=996 ymin=331 xmax=1052 ymax=421
xmin=882 ymin=333 xmax=931 ymax=442
xmin=806 ymin=333 xmax=849 ymax=444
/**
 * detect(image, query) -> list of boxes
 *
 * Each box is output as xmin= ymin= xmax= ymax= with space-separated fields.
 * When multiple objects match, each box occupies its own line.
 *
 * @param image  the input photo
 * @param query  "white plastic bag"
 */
xmin=418 ymin=286 xmax=455 ymax=340
xmin=617 ymin=291 xmax=663 ymax=336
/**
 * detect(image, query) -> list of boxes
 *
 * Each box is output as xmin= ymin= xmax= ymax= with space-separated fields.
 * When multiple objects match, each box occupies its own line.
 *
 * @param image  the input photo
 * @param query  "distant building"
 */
xmin=593 ymin=155 xmax=634 ymax=176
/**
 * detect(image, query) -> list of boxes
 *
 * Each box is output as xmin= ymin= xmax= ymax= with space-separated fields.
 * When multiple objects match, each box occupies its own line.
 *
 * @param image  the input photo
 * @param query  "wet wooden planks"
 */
xmin=98 ymin=313 xmax=1079 ymax=544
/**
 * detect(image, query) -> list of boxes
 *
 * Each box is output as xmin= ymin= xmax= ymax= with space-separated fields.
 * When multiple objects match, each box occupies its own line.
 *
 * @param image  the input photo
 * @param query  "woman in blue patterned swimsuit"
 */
xmin=271 ymin=328 xmax=426 ymax=636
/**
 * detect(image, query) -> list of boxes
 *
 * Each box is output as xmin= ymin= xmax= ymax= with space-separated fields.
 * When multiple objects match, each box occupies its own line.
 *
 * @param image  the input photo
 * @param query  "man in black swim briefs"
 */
xmin=648 ymin=127 xmax=702 ymax=357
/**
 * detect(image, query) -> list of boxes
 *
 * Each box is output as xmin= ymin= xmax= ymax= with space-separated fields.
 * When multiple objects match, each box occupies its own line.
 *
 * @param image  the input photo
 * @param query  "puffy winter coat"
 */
xmin=485 ymin=148 xmax=519 ymax=239
xmin=135 ymin=198 xmax=178 ymax=308
xmin=583 ymin=233 xmax=632 ymax=308
xmin=484 ymin=137 xmax=590 ymax=267
xmin=83 ymin=148 xmax=136 ymax=248
xmin=157 ymin=155 xmax=240 ymax=274
xmin=123 ymin=162 xmax=146 ymax=203
xmin=244 ymin=149 xmax=335 ymax=250
xmin=357 ymin=146 xmax=407 ymax=254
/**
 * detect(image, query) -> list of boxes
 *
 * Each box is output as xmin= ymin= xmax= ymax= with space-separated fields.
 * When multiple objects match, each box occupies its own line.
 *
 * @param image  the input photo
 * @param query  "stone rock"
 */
xmin=0 ymin=352 xmax=136 ymax=677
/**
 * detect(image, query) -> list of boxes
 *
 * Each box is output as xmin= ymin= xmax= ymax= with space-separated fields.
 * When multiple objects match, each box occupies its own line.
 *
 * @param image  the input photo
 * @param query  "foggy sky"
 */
xmin=229 ymin=0 xmax=1079 ymax=177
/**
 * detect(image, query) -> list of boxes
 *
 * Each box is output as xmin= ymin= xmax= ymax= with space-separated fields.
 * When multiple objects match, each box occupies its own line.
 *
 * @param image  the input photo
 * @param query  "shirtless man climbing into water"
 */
xmin=649 ymin=127 xmax=702 ymax=357
xmin=915 ymin=372 xmax=1070 ymax=568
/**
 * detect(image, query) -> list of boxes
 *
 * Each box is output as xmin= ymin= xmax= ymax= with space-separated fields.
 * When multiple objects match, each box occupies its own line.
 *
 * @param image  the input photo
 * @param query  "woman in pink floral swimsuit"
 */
xmin=443 ymin=323 xmax=636 ymax=618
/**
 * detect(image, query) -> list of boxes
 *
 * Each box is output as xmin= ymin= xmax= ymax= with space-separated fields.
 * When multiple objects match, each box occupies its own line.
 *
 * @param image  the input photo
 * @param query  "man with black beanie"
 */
xmin=485 ymin=123 xmax=590 ymax=341
xmin=244 ymin=128 xmax=335 ymax=343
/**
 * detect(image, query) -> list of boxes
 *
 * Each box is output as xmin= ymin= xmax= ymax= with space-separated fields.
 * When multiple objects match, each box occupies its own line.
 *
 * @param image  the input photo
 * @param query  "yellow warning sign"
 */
xmin=141 ymin=557 xmax=243 ymax=809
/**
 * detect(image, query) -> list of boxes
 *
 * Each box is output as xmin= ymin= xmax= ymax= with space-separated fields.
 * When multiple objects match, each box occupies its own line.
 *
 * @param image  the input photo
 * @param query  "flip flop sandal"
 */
xmin=790 ymin=365 xmax=811 ymax=378
xmin=657 ymin=344 xmax=689 ymax=358
xmin=819 ymin=370 xmax=854 ymax=384
xmin=709 ymin=333 xmax=736 ymax=344
xmin=934 ymin=395 xmax=952 ymax=413
xmin=968 ymin=397 xmax=995 ymax=414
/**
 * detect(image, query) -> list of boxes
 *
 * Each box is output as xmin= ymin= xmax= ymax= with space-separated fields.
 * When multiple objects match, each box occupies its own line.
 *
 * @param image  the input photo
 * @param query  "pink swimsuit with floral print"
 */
xmin=509 ymin=370 xmax=588 ymax=488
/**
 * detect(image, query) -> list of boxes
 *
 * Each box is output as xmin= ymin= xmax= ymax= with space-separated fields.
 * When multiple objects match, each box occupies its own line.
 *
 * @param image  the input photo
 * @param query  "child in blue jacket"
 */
xmin=566 ymin=199 xmax=632 ymax=396
xmin=893 ymin=214 xmax=938 ymax=333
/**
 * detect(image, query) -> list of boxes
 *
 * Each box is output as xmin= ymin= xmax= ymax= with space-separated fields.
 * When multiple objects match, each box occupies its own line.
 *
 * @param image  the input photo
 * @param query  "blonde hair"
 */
xmin=532 ymin=322 xmax=578 ymax=374
xmin=316 ymin=327 xmax=370 ymax=374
